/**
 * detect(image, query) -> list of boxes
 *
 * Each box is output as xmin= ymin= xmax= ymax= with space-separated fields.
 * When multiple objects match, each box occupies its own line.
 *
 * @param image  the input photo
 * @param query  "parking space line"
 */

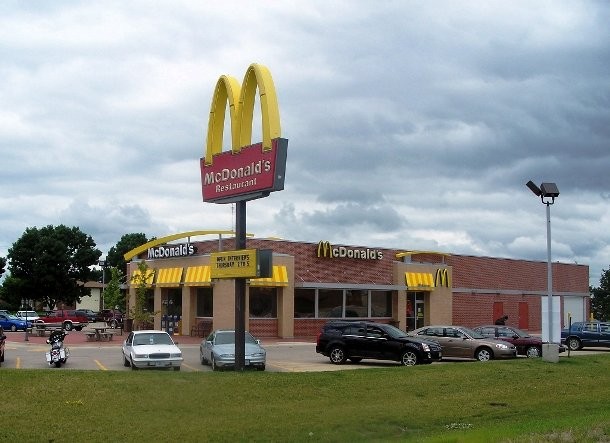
xmin=94 ymin=360 xmax=108 ymax=371
xmin=182 ymin=363 xmax=200 ymax=371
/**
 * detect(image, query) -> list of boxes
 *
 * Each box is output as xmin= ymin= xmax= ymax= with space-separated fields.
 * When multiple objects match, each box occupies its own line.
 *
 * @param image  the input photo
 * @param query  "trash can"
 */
xmin=124 ymin=318 xmax=133 ymax=332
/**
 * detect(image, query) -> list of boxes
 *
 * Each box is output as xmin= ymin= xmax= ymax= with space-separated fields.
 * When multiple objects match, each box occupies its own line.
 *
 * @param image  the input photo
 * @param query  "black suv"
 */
xmin=316 ymin=321 xmax=442 ymax=366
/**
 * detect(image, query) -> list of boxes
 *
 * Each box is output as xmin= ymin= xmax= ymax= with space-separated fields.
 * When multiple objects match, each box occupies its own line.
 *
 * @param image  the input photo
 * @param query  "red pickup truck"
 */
xmin=38 ymin=310 xmax=89 ymax=331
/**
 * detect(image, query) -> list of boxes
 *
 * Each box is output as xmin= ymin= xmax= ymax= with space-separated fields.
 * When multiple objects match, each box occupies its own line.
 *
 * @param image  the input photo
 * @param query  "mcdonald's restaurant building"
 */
xmin=126 ymin=235 xmax=590 ymax=339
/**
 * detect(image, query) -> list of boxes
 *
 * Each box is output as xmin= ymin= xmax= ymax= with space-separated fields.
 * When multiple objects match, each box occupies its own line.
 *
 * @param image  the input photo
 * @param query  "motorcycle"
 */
xmin=45 ymin=330 xmax=70 ymax=368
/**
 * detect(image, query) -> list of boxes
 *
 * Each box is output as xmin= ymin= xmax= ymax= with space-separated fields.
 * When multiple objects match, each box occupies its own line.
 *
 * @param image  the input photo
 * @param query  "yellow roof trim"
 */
xmin=405 ymin=272 xmax=435 ymax=289
xmin=183 ymin=266 xmax=212 ymax=286
xmin=249 ymin=265 xmax=288 ymax=287
xmin=156 ymin=267 xmax=184 ymax=287
xmin=396 ymin=250 xmax=451 ymax=259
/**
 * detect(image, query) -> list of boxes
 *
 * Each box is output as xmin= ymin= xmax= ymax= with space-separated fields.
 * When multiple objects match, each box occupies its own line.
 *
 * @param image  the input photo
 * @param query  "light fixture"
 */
xmin=526 ymin=180 xmax=560 ymax=362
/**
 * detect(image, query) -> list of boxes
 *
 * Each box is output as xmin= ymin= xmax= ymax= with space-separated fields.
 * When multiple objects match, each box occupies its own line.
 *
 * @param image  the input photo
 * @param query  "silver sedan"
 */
xmin=409 ymin=325 xmax=517 ymax=361
xmin=200 ymin=329 xmax=266 ymax=371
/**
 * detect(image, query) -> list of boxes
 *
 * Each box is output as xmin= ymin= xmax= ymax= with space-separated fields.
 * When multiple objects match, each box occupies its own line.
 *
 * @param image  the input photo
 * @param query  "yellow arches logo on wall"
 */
xmin=317 ymin=241 xmax=334 ymax=258
xmin=200 ymin=63 xmax=288 ymax=204
xmin=435 ymin=268 xmax=450 ymax=287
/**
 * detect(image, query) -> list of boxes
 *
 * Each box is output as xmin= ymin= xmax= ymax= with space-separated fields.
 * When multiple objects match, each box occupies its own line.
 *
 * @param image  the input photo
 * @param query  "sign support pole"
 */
xmin=234 ymin=200 xmax=247 ymax=371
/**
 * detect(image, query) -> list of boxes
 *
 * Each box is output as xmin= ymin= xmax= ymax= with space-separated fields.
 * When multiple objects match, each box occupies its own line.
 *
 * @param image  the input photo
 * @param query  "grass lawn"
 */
xmin=2 ymin=354 xmax=609 ymax=442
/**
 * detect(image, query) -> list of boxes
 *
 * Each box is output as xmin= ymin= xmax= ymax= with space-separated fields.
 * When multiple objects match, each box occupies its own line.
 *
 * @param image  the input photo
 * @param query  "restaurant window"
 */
xmin=318 ymin=289 xmax=344 ymax=318
xmin=294 ymin=288 xmax=315 ymax=318
xmin=249 ymin=287 xmax=277 ymax=318
xmin=345 ymin=289 xmax=368 ymax=317
xmin=144 ymin=289 xmax=155 ymax=314
xmin=164 ymin=288 xmax=181 ymax=317
xmin=196 ymin=287 xmax=213 ymax=317
xmin=370 ymin=290 xmax=392 ymax=317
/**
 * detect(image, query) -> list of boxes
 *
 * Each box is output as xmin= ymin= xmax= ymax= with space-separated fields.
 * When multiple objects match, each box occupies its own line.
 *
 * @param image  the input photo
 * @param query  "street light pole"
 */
xmin=545 ymin=201 xmax=553 ymax=343
xmin=526 ymin=180 xmax=560 ymax=362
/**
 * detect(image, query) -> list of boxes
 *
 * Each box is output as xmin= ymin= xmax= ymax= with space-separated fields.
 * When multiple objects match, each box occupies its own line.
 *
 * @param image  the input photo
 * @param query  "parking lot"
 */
xmin=2 ymin=330 xmax=606 ymax=372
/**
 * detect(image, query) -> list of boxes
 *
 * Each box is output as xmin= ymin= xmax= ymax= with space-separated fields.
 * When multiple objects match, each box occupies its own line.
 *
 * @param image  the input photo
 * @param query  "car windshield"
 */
xmin=382 ymin=324 xmax=408 ymax=339
xmin=459 ymin=327 xmax=485 ymax=339
xmin=214 ymin=331 xmax=257 ymax=345
xmin=132 ymin=333 xmax=174 ymax=346
xmin=509 ymin=327 xmax=529 ymax=337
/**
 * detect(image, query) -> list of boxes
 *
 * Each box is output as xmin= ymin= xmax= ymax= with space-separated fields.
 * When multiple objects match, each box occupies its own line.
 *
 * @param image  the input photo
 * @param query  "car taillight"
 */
xmin=316 ymin=332 xmax=323 ymax=345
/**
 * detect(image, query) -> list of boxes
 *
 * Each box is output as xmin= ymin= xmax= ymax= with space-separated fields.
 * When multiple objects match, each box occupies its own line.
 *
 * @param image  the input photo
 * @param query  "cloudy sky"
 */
xmin=1 ymin=1 xmax=609 ymax=286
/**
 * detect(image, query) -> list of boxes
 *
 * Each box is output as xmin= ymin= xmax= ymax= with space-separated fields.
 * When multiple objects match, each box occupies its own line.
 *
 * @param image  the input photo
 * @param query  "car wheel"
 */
xmin=526 ymin=346 xmax=541 ymax=358
xmin=349 ymin=357 xmax=362 ymax=363
xmin=200 ymin=351 xmax=207 ymax=365
xmin=130 ymin=358 xmax=138 ymax=370
xmin=567 ymin=337 xmax=581 ymax=351
xmin=475 ymin=347 xmax=492 ymax=362
xmin=11 ymin=325 xmax=17 ymax=332
xmin=400 ymin=350 xmax=418 ymax=366
xmin=173 ymin=366 xmax=181 ymax=371
xmin=328 ymin=346 xmax=347 ymax=364
xmin=211 ymin=356 xmax=219 ymax=371
xmin=123 ymin=355 xmax=130 ymax=367
xmin=257 ymin=365 xmax=266 ymax=371
xmin=63 ymin=322 xmax=73 ymax=331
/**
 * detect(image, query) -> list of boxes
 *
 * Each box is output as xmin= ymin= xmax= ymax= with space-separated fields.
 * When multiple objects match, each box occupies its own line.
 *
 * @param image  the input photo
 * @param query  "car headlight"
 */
xmin=249 ymin=352 xmax=265 ymax=357
xmin=421 ymin=343 xmax=430 ymax=352
xmin=134 ymin=353 xmax=148 ymax=358
xmin=494 ymin=343 xmax=509 ymax=350
xmin=219 ymin=353 xmax=234 ymax=359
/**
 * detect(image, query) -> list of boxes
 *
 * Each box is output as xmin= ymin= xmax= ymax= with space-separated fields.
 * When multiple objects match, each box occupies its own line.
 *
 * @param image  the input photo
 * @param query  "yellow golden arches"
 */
xmin=204 ymin=63 xmax=281 ymax=166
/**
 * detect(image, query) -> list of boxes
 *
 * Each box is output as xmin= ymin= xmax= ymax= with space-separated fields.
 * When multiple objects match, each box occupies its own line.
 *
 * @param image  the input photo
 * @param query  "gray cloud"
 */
xmin=0 ymin=1 xmax=608 ymax=286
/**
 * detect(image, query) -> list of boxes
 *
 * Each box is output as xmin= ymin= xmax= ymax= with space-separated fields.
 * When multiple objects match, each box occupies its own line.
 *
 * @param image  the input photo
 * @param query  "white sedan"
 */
xmin=122 ymin=330 xmax=183 ymax=371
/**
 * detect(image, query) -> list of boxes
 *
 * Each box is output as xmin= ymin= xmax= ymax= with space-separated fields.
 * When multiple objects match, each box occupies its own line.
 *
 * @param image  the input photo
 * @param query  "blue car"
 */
xmin=561 ymin=321 xmax=610 ymax=351
xmin=0 ymin=313 xmax=31 ymax=332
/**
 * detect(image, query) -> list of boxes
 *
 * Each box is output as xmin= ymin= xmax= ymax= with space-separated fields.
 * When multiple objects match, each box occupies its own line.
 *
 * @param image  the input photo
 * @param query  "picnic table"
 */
xmin=33 ymin=324 xmax=63 ymax=337
xmin=85 ymin=326 xmax=115 ymax=341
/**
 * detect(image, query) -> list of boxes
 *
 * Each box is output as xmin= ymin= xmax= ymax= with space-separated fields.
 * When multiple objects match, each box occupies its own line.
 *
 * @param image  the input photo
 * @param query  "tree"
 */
xmin=106 ymin=233 xmax=151 ymax=280
xmin=7 ymin=225 xmax=102 ymax=309
xmin=0 ymin=256 xmax=6 ymax=278
xmin=102 ymin=267 xmax=125 ymax=312
xmin=129 ymin=260 xmax=157 ymax=330
xmin=591 ymin=267 xmax=610 ymax=321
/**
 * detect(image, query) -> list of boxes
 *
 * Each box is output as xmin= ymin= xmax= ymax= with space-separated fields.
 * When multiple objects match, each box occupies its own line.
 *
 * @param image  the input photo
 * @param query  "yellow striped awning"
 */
xmin=155 ymin=267 xmax=183 ymax=287
xmin=249 ymin=265 xmax=288 ymax=287
xmin=405 ymin=272 xmax=435 ymax=289
xmin=131 ymin=268 xmax=155 ymax=287
xmin=183 ymin=266 xmax=212 ymax=286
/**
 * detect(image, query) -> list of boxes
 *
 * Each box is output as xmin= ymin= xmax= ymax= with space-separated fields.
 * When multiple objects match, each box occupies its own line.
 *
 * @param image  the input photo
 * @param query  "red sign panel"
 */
xmin=200 ymin=138 xmax=287 ymax=204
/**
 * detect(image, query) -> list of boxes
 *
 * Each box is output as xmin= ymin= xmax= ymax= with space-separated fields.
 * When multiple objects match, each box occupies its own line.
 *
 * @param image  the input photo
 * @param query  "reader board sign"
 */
xmin=210 ymin=248 xmax=272 ymax=279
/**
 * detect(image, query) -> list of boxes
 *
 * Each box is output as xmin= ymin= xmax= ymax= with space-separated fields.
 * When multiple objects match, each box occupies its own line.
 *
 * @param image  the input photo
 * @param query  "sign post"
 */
xmin=201 ymin=63 xmax=288 ymax=371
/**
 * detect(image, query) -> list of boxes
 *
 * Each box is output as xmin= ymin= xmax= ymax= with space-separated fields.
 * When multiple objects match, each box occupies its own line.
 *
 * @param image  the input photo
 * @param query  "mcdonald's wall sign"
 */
xmin=316 ymin=241 xmax=383 ymax=260
xmin=200 ymin=63 xmax=288 ymax=204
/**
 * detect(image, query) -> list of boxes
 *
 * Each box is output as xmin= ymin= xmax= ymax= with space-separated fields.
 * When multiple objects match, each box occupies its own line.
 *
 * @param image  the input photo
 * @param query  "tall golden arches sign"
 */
xmin=204 ymin=63 xmax=281 ymax=166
